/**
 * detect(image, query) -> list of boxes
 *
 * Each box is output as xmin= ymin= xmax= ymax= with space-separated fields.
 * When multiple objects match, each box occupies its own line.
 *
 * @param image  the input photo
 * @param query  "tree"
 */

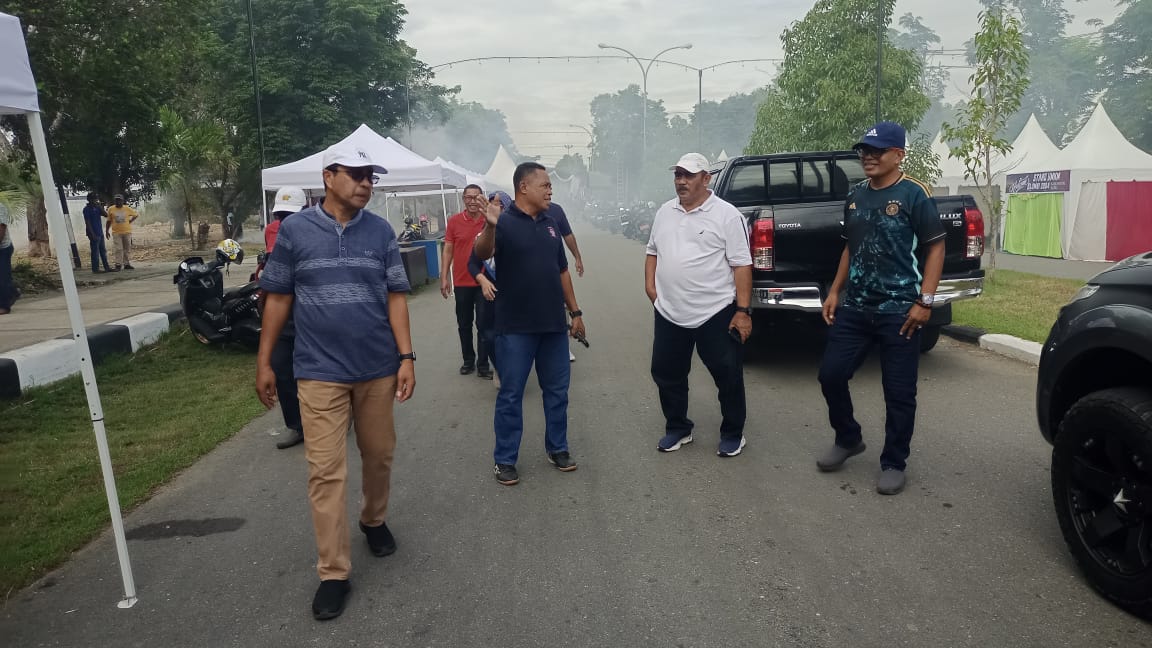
xmin=747 ymin=0 xmax=929 ymax=154
xmin=901 ymin=132 xmax=942 ymax=187
xmin=942 ymin=8 xmax=1029 ymax=274
xmin=0 ymin=0 xmax=212 ymax=255
xmin=156 ymin=107 xmax=234 ymax=242
xmin=1099 ymin=0 xmax=1152 ymax=153
xmin=589 ymin=84 xmax=671 ymax=202
xmin=408 ymin=100 xmax=517 ymax=173
xmin=890 ymin=13 xmax=954 ymax=138
xmin=690 ymin=89 xmax=769 ymax=159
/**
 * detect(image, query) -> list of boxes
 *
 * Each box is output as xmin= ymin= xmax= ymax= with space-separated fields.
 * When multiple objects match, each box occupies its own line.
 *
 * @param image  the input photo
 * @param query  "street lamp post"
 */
xmin=597 ymin=42 xmax=692 ymax=199
xmin=569 ymin=123 xmax=594 ymax=173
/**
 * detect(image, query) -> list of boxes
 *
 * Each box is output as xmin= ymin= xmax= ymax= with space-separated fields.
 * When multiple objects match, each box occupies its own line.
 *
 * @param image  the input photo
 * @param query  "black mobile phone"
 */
xmin=729 ymin=327 xmax=743 ymax=343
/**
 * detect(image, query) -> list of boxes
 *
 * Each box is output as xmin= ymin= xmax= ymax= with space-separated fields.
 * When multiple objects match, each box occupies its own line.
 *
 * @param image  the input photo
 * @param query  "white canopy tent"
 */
xmin=1013 ymin=102 xmax=1152 ymax=260
xmin=0 ymin=12 xmax=137 ymax=608
xmin=933 ymin=115 xmax=1062 ymax=194
xmin=483 ymin=145 xmax=518 ymax=194
xmin=260 ymin=124 xmax=467 ymax=224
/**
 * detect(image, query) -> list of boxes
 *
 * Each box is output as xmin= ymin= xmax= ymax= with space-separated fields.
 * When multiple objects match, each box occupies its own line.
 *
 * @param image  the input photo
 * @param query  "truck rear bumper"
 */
xmin=752 ymin=271 xmax=984 ymax=313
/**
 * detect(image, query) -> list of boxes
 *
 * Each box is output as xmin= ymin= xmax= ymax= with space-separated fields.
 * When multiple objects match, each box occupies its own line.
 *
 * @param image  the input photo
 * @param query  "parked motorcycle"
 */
xmin=174 ymin=239 xmax=262 ymax=347
xmin=398 ymin=216 xmax=424 ymax=242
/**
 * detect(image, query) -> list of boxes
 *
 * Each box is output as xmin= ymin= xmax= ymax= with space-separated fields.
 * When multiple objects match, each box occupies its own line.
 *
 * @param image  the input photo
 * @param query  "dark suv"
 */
xmin=1037 ymin=251 xmax=1152 ymax=618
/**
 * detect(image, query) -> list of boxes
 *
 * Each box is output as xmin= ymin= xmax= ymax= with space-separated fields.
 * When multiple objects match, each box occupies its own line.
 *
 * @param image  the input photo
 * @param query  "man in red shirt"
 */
xmin=441 ymin=184 xmax=492 ymax=378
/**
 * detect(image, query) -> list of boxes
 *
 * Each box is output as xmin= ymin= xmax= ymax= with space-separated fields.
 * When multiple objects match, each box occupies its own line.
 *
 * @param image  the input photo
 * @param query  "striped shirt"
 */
xmin=260 ymin=204 xmax=411 ymax=382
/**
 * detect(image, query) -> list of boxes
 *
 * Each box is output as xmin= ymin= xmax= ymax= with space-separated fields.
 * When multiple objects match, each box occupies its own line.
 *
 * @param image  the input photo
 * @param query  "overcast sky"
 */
xmin=402 ymin=0 xmax=1120 ymax=167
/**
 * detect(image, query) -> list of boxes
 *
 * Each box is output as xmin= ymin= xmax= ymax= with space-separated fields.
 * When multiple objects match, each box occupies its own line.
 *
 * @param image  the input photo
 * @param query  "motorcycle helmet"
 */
xmin=404 ymin=216 xmax=413 ymax=225
xmin=216 ymin=238 xmax=244 ymax=265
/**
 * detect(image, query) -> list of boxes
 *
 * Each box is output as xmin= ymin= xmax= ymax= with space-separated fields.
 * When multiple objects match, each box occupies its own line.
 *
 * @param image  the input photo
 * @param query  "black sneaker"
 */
xmin=124 ymin=264 xmax=135 ymax=270
xmin=494 ymin=463 xmax=519 ymax=485
xmin=459 ymin=363 xmax=475 ymax=375
xmin=547 ymin=451 xmax=578 ymax=472
xmin=476 ymin=367 xmax=493 ymax=379
xmin=312 ymin=579 xmax=350 ymax=621
xmin=358 ymin=521 xmax=396 ymax=556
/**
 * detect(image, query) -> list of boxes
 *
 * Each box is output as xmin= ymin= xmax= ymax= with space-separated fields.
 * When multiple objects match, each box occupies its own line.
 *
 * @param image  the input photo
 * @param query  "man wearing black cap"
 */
xmin=815 ymin=121 xmax=945 ymax=496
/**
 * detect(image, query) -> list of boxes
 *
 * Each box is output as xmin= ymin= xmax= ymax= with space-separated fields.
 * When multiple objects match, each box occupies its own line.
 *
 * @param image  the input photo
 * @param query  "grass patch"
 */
xmin=0 ymin=328 xmax=265 ymax=598
xmin=952 ymin=269 xmax=1086 ymax=343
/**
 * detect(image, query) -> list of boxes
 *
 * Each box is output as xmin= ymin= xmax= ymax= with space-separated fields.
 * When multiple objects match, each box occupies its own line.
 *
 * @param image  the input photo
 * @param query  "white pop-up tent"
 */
xmin=1007 ymin=102 xmax=1152 ymax=260
xmin=483 ymin=145 xmax=518 ymax=194
xmin=0 ymin=12 xmax=137 ymax=608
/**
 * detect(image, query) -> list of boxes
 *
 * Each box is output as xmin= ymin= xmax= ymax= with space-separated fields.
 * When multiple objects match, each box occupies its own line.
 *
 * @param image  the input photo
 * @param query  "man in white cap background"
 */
xmin=645 ymin=152 xmax=753 ymax=458
xmin=265 ymin=185 xmax=308 ymax=449
xmin=256 ymin=144 xmax=416 ymax=620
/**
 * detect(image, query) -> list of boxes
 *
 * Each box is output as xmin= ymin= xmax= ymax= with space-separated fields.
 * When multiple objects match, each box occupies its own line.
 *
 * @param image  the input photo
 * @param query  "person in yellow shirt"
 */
xmin=104 ymin=194 xmax=138 ymax=270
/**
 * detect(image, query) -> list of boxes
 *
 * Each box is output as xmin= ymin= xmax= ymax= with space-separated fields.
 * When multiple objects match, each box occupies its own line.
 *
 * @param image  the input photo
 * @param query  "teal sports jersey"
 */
xmin=841 ymin=175 xmax=945 ymax=314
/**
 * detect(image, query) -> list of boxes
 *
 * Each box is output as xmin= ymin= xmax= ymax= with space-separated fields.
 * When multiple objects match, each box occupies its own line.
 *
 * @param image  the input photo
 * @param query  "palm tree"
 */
xmin=157 ymin=107 xmax=234 ymax=246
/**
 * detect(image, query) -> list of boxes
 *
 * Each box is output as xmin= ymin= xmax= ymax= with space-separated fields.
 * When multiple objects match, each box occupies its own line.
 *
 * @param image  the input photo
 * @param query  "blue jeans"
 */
xmin=818 ymin=307 xmax=920 ymax=471
xmin=89 ymin=235 xmax=111 ymax=271
xmin=493 ymin=332 xmax=571 ymax=465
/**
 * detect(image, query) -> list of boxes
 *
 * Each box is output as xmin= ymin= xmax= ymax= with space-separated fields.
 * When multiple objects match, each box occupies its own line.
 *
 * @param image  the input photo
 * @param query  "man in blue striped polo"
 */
xmin=256 ymin=143 xmax=416 ymax=620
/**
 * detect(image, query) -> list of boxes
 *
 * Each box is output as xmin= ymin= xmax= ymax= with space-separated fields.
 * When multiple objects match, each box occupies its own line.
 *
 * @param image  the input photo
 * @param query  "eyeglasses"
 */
xmin=856 ymin=146 xmax=891 ymax=160
xmin=674 ymin=170 xmax=702 ymax=179
xmin=330 ymin=166 xmax=380 ymax=185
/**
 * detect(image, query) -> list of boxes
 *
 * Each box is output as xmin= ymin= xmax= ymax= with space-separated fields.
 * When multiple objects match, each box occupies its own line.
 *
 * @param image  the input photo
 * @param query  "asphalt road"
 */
xmin=2 ymin=224 xmax=1148 ymax=647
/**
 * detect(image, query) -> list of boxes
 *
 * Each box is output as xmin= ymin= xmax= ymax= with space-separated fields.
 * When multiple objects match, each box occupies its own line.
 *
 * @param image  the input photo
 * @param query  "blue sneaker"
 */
xmin=657 ymin=433 xmax=693 ymax=452
xmin=717 ymin=436 xmax=746 ymax=457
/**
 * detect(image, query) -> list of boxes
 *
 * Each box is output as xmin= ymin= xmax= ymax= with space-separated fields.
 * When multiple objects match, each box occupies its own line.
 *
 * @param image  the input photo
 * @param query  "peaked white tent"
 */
xmin=716 ymin=149 xmax=729 ymax=163
xmin=0 ymin=12 xmax=137 ymax=608
xmin=483 ymin=145 xmax=518 ymax=193
xmin=933 ymin=115 xmax=1062 ymax=194
xmin=432 ymin=157 xmax=486 ymax=189
xmin=1009 ymin=103 xmax=1152 ymax=260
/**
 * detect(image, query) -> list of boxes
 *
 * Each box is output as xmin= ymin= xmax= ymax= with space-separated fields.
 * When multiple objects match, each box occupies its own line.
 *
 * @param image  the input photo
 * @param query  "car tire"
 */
xmin=919 ymin=325 xmax=941 ymax=353
xmin=1052 ymin=386 xmax=1152 ymax=619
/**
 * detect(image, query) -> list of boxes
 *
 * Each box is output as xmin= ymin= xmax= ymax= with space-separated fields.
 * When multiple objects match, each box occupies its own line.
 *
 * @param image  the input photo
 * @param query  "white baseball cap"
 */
xmin=670 ymin=152 xmax=710 ymax=174
xmin=322 ymin=144 xmax=388 ymax=174
xmin=272 ymin=186 xmax=307 ymax=213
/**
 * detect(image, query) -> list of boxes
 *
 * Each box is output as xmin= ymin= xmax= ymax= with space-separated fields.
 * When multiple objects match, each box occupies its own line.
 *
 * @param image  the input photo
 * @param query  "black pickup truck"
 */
xmin=709 ymin=152 xmax=986 ymax=351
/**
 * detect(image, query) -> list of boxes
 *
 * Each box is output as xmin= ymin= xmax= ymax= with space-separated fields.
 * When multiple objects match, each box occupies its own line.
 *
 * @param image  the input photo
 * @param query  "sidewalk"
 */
xmin=0 ymin=260 xmax=250 ymax=355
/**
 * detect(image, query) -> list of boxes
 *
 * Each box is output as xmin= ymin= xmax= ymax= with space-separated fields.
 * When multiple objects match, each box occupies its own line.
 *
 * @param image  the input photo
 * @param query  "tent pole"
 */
xmin=260 ymin=185 xmax=269 ymax=228
xmin=28 ymin=112 xmax=138 ymax=609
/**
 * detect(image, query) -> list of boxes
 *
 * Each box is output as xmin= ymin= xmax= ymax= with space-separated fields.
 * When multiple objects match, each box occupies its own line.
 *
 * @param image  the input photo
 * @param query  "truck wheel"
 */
xmin=1051 ymin=387 xmax=1152 ymax=619
xmin=919 ymin=325 xmax=941 ymax=353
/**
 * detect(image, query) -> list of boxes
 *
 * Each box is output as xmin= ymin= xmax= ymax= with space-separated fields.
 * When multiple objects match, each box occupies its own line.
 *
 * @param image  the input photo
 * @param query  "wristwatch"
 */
xmin=916 ymin=294 xmax=935 ymax=308
xmin=569 ymin=309 xmax=583 ymax=318
xmin=735 ymin=305 xmax=753 ymax=316
xmin=398 ymin=352 xmax=416 ymax=362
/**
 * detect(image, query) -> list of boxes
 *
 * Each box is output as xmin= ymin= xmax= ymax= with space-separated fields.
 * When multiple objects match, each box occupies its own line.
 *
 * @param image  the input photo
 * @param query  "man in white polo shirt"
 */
xmin=645 ymin=152 xmax=753 ymax=457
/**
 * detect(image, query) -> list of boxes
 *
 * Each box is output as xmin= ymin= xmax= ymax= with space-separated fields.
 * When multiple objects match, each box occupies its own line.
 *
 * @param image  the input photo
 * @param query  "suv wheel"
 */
xmin=1052 ymin=387 xmax=1152 ymax=619
xmin=919 ymin=325 xmax=941 ymax=353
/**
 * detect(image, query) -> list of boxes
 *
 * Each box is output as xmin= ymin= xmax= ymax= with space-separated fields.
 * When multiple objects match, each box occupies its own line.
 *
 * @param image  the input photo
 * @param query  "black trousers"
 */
xmin=650 ymin=305 xmax=746 ymax=440
xmin=455 ymin=286 xmax=489 ymax=370
xmin=270 ymin=335 xmax=301 ymax=432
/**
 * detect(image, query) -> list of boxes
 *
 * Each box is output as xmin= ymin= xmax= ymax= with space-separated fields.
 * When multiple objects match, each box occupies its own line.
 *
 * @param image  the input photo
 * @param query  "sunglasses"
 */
xmin=856 ymin=146 xmax=891 ymax=160
xmin=330 ymin=166 xmax=380 ymax=185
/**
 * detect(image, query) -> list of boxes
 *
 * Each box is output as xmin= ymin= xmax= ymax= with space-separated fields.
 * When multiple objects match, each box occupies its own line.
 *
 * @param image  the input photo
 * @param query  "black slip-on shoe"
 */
xmin=477 ymin=367 xmax=493 ymax=379
xmin=494 ymin=463 xmax=519 ymax=485
xmin=459 ymin=364 xmax=475 ymax=375
xmin=547 ymin=451 xmax=578 ymax=472
xmin=312 ymin=579 xmax=350 ymax=621
xmin=359 ymin=521 xmax=396 ymax=556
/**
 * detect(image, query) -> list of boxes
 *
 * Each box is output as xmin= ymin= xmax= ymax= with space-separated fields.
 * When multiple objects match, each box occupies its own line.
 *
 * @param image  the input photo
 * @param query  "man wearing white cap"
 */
xmin=256 ymin=144 xmax=416 ymax=620
xmin=645 ymin=153 xmax=753 ymax=458
xmin=265 ymin=186 xmax=308 ymax=449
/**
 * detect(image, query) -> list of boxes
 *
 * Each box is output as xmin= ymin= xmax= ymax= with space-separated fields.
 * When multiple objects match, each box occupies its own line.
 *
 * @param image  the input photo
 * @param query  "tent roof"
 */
xmin=1028 ymin=102 xmax=1152 ymax=172
xmin=0 ymin=12 xmax=39 ymax=114
xmin=261 ymin=124 xmax=466 ymax=190
xmin=432 ymin=156 xmax=486 ymax=189
xmin=999 ymin=114 xmax=1062 ymax=175
xmin=483 ymin=145 xmax=518 ymax=193
xmin=931 ymin=132 xmax=970 ymax=181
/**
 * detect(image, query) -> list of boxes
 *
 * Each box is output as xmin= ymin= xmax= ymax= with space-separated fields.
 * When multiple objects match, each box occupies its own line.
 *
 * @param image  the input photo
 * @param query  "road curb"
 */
xmin=0 ymin=305 xmax=186 ymax=399
xmin=942 ymin=325 xmax=1042 ymax=366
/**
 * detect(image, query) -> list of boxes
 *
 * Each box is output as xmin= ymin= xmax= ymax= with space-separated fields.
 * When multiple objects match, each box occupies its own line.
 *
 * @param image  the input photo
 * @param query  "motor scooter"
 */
xmin=174 ymin=240 xmax=262 ymax=347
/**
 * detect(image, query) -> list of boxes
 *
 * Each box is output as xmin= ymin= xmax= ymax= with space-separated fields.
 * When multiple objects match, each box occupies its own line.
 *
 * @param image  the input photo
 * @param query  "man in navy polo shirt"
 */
xmin=816 ymin=121 xmax=945 ymax=496
xmin=256 ymin=143 xmax=416 ymax=620
xmin=474 ymin=162 xmax=586 ymax=486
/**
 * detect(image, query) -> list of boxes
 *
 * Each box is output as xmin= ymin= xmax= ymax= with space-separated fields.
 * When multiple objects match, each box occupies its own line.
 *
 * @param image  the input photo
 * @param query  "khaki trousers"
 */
xmin=297 ymin=376 xmax=397 ymax=581
xmin=114 ymin=233 xmax=132 ymax=265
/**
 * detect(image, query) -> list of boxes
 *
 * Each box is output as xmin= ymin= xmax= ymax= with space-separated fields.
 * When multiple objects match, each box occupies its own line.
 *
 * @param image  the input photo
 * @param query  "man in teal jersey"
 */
xmin=815 ymin=121 xmax=946 ymax=495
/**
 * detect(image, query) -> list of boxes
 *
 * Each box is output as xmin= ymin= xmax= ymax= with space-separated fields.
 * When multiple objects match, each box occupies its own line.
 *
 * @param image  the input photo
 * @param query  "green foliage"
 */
xmin=1099 ymin=0 xmax=1152 ymax=153
xmin=690 ymin=89 xmax=769 ymax=159
xmin=942 ymin=8 xmax=1029 ymax=272
xmin=409 ymin=100 xmax=517 ymax=172
xmin=747 ymin=0 xmax=930 ymax=154
xmin=902 ymin=132 xmax=942 ymax=187
xmin=0 ymin=0 xmax=211 ymax=199
xmin=157 ymin=107 xmax=235 ymax=237
xmin=589 ymin=84 xmax=671 ymax=201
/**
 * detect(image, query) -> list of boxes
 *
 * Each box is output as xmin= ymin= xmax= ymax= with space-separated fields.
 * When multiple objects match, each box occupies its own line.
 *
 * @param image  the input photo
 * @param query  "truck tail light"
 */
xmin=751 ymin=217 xmax=774 ymax=270
xmin=964 ymin=206 xmax=985 ymax=259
